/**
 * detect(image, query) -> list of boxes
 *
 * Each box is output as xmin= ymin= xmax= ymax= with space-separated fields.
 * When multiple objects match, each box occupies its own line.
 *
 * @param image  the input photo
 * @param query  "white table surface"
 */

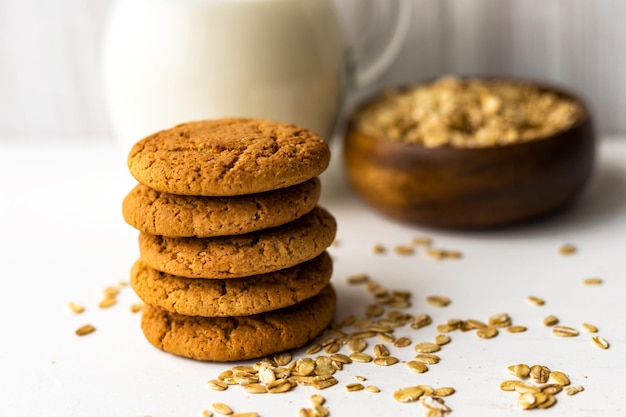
xmin=0 ymin=138 xmax=624 ymax=417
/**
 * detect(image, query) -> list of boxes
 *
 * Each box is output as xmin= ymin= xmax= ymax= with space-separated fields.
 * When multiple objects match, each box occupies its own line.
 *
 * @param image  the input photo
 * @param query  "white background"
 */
xmin=1 ymin=2 xmax=625 ymax=416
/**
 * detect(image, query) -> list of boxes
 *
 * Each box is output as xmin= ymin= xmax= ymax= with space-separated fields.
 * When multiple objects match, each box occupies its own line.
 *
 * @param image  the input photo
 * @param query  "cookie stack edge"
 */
xmin=122 ymin=118 xmax=337 ymax=361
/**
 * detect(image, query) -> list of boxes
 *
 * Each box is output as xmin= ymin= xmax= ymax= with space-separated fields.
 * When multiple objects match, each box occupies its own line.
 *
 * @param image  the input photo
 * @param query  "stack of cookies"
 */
xmin=122 ymin=118 xmax=337 ymax=361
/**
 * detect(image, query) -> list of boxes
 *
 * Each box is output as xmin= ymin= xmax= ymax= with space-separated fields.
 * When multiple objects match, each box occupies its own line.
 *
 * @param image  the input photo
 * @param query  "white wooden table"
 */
xmin=0 ymin=138 xmax=624 ymax=416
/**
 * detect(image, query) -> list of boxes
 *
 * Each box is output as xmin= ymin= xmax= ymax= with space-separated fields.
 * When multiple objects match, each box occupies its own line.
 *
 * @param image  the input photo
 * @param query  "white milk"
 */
xmin=102 ymin=0 xmax=345 ymax=145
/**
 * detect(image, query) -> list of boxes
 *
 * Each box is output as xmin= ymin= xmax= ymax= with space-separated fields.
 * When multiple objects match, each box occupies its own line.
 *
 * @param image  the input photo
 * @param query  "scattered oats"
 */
xmin=407 ymin=361 xmax=429 ymax=374
xmin=393 ymin=386 xmax=425 ymax=402
xmin=208 ymin=379 xmax=228 ymax=391
xmin=527 ymin=296 xmax=545 ymax=306
xmin=103 ymin=285 xmax=120 ymax=297
xmin=296 ymin=358 xmax=316 ymax=376
xmin=553 ymin=325 xmax=579 ymax=337
xmin=347 ymin=273 xmax=369 ymax=285
xmin=583 ymin=277 xmax=603 ymax=285
xmin=309 ymin=394 xmax=325 ymax=406
xmin=217 ymin=370 xmax=233 ymax=381
xmin=548 ymin=371 xmax=570 ymax=386
xmin=369 ymin=324 xmax=393 ymax=333
xmin=244 ymin=384 xmax=267 ymax=394
xmin=351 ymin=330 xmax=377 ymax=339
xmin=345 ymin=383 xmax=364 ymax=392
xmin=536 ymin=393 xmax=557 ymax=409
xmin=414 ymin=353 xmax=441 ymax=365
xmin=543 ymin=315 xmax=559 ymax=326
xmin=130 ymin=302 xmax=144 ymax=313
xmin=268 ymin=379 xmax=294 ymax=393
xmin=313 ymin=404 xmax=329 ymax=417
xmin=436 ymin=324 xmax=458 ymax=333
xmin=421 ymin=395 xmax=451 ymax=412
xmin=530 ymin=365 xmax=551 ymax=383
xmin=68 ymin=302 xmax=84 ymax=314
xmin=258 ymin=365 xmax=276 ymax=384
xmin=592 ymin=335 xmax=610 ymax=350
xmin=517 ymin=392 xmax=536 ymax=410
xmin=414 ymin=342 xmax=441 ymax=353
xmin=365 ymin=304 xmax=385 ymax=317
xmin=507 ymin=364 xmax=531 ymax=378
xmin=500 ymin=380 xmax=519 ymax=391
xmin=373 ymin=344 xmax=390 ymax=357
xmin=507 ymin=325 xmax=527 ymax=333
xmin=372 ymin=244 xmax=387 ymax=254
xmin=476 ymin=327 xmax=499 ymax=339
xmin=394 ymin=245 xmax=414 ymax=256
xmin=376 ymin=332 xmax=394 ymax=344
xmin=212 ymin=403 xmax=233 ymax=415
xmin=488 ymin=313 xmax=512 ymax=327
xmin=366 ymin=385 xmax=380 ymax=393
xmin=434 ymin=334 xmax=451 ymax=346
xmin=75 ymin=324 xmax=96 ymax=336
xmin=203 ymin=410 xmax=213 ymax=417
xmin=98 ymin=297 xmax=117 ymax=309
xmin=313 ymin=377 xmax=338 ymax=390
xmin=230 ymin=414 xmax=259 ymax=417
xmin=426 ymin=295 xmax=451 ymax=307
xmin=514 ymin=382 xmax=541 ymax=394
xmin=463 ymin=319 xmax=487 ymax=330
xmin=350 ymin=352 xmax=373 ymax=363
xmin=321 ymin=337 xmax=335 ymax=346
xmin=433 ymin=387 xmax=455 ymax=396
xmin=348 ymin=338 xmax=367 ymax=353
xmin=541 ymin=384 xmax=563 ymax=395
xmin=566 ymin=385 xmax=584 ymax=396
xmin=424 ymin=410 xmax=445 ymax=417
xmin=426 ymin=249 xmax=462 ymax=260
xmin=412 ymin=237 xmax=432 ymax=246
xmin=330 ymin=353 xmax=351 ymax=364
xmin=582 ymin=323 xmax=598 ymax=333
xmin=305 ymin=344 xmax=322 ymax=355
xmin=353 ymin=317 xmax=373 ymax=330
xmin=418 ymin=385 xmax=435 ymax=396
xmin=324 ymin=342 xmax=340 ymax=354
xmin=373 ymin=356 xmax=399 ymax=366
xmin=411 ymin=314 xmax=433 ymax=329
xmin=314 ymin=356 xmax=334 ymax=376
xmin=393 ymin=337 xmax=412 ymax=348
xmin=559 ymin=244 xmax=577 ymax=255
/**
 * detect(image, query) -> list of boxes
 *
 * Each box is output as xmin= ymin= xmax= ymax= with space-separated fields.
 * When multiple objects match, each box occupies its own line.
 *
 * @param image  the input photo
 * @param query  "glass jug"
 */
xmin=102 ymin=0 xmax=411 ymax=146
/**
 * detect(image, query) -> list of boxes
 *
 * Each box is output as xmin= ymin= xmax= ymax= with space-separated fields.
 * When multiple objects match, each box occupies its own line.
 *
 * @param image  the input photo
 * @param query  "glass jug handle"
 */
xmin=345 ymin=0 xmax=412 ymax=88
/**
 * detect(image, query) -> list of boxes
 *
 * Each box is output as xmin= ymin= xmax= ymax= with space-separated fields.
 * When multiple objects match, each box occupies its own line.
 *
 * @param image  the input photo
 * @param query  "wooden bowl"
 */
xmin=343 ymin=82 xmax=596 ymax=229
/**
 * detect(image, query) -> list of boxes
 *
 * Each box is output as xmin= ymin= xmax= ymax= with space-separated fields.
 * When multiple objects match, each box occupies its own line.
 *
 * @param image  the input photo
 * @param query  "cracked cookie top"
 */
xmin=127 ymin=118 xmax=331 ymax=196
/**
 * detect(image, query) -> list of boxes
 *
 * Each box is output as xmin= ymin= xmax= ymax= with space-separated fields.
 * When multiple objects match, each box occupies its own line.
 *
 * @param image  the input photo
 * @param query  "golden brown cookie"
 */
xmin=122 ymin=178 xmax=320 ymax=238
xmin=127 ymin=118 xmax=331 ymax=196
xmin=130 ymin=251 xmax=332 ymax=317
xmin=140 ymin=284 xmax=336 ymax=361
xmin=138 ymin=206 xmax=336 ymax=279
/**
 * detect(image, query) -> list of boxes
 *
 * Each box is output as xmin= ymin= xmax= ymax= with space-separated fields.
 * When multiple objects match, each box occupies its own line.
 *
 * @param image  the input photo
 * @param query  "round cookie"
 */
xmin=140 ymin=284 xmax=336 ymax=361
xmin=127 ymin=118 xmax=331 ymax=196
xmin=122 ymin=178 xmax=321 ymax=238
xmin=138 ymin=206 xmax=336 ymax=279
xmin=130 ymin=251 xmax=332 ymax=317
